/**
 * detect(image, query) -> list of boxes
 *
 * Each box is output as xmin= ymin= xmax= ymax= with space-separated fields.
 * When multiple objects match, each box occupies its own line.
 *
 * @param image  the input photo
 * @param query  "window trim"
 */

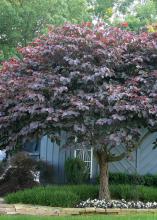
xmin=74 ymin=147 xmax=93 ymax=178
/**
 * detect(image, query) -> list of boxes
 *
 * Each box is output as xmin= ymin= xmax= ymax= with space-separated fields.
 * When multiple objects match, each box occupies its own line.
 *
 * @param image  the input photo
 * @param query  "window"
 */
xmin=23 ymin=139 xmax=40 ymax=160
xmin=74 ymin=148 xmax=93 ymax=178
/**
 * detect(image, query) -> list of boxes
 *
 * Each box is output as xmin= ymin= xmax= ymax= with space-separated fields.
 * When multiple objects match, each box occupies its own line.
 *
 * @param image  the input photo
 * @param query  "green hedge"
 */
xmin=96 ymin=173 xmax=157 ymax=186
xmin=109 ymin=173 xmax=157 ymax=186
xmin=5 ymin=184 xmax=157 ymax=207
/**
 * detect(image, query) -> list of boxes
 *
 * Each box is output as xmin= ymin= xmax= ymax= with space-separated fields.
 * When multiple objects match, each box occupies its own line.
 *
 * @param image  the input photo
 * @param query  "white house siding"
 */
xmin=109 ymin=131 xmax=157 ymax=175
xmin=39 ymin=131 xmax=157 ymax=183
xmin=40 ymin=135 xmax=74 ymax=183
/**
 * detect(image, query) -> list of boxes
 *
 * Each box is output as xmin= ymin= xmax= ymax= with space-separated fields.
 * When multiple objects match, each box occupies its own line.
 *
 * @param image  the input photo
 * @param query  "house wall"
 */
xmin=39 ymin=131 xmax=157 ymax=183
xmin=40 ymin=135 xmax=74 ymax=183
xmin=109 ymin=131 xmax=157 ymax=175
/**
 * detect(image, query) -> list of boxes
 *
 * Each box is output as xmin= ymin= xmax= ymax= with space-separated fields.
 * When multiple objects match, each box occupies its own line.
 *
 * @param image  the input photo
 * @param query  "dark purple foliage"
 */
xmin=0 ymin=23 xmax=157 ymax=161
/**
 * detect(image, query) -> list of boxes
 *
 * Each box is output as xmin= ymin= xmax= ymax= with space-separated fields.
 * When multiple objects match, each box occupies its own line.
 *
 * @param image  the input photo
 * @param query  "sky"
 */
xmin=0 ymin=150 xmax=6 ymax=160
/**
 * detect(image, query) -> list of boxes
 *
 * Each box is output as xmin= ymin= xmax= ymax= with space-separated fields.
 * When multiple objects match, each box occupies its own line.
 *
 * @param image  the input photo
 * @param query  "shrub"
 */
xmin=64 ymin=158 xmax=89 ymax=184
xmin=37 ymin=160 xmax=53 ymax=185
xmin=0 ymin=152 xmax=39 ymax=196
xmin=109 ymin=173 xmax=145 ymax=185
xmin=96 ymin=172 xmax=157 ymax=187
xmin=9 ymin=152 xmax=39 ymax=186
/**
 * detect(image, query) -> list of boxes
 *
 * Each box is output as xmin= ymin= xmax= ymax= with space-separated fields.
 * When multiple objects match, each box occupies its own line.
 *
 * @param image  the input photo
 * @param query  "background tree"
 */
xmin=125 ymin=0 xmax=157 ymax=32
xmin=0 ymin=0 xmax=19 ymax=61
xmin=88 ymin=0 xmax=116 ymax=22
xmin=112 ymin=0 xmax=157 ymax=32
xmin=0 ymin=0 xmax=90 ymax=62
xmin=1 ymin=23 xmax=157 ymax=200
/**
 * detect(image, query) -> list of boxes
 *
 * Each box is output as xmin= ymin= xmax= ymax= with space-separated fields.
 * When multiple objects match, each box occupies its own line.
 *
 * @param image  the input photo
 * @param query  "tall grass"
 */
xmin=5 ymin=184 xmax=157 ymax=207
xmin=5 ymin=185 xmax=98 ymax=207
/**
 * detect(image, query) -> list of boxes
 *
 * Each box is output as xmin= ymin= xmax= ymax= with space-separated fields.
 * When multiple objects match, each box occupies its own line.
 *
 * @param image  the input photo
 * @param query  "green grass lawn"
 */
xmin=0 ymin=215 xmax=157 ymax=220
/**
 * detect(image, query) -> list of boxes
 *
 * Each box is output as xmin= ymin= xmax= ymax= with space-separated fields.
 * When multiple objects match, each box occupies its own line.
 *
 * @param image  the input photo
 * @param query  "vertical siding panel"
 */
xmin=138 ymin=132 xmax=157 ymax=175
xmin=46 ymin=138 xmax=53 ymax=164
xmin=52 ymin=141 xmax=60 ymax=183
xmin=40 ymin=136 xmax=48 ymax=161
xmin=58 ymin=148 xmax=66 ymax=183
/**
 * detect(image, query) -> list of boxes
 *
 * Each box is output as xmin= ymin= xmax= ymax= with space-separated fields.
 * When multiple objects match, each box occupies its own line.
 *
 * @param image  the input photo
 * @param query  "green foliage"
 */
xmin=48 ymin=0 xmax=90 ymax=25
xmin=97 ymin=172 xmax=157 ymax=187
xmin=5 ymin=185 xmax=98 ymax=207
xmin=110 ymin=184 xmax=157 ymax=202
xmin=124 ymin=16 xmax=142 ymax=32
xmin=67 ymin=185 xmax=98 ymax=201
xmin=5 ymin=184 xmax=157 ymax=206
xmin=112 ymin=0 xmax=157 ymax=32
xmin=136 ymin=1 xmax=157 ymax=21
xmin=0 ymin=0 xmax=90 ymax=62
xmin=109 ymin=173 xmax=145 ymax=185
xmin=64 ymin=158 xmax=89 ymax=184
xmin=88 ymin=0 xmax=115 ymax=19
xmin=110 ymin=173 xmax=157 ymax=187
xmin=0 ymin=215 xmax=156 ymax=220
xmin=125 ymin=0 xmax=157 ymax=31
xmin=117 ymin=0 xmax=134 ymax=14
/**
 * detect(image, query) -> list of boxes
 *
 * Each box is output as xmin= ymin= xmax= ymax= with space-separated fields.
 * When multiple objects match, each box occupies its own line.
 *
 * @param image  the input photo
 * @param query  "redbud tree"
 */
xmin=1 ymin=23 xmax=157 ymax=199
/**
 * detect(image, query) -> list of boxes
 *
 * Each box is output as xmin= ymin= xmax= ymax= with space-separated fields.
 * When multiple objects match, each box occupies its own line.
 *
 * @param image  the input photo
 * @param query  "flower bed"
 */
xmin=77 ymin=199 xmax=157 ymax=209
xmin=5 ymin=184 xmax=157 ymax=208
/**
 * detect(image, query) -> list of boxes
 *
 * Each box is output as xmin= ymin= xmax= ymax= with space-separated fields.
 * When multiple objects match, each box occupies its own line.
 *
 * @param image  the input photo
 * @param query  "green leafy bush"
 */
xmin=109 ymin=173 xmax=145 ymax=185
xmin=64 ymin=158 xmax=89 ymax=184
xmin=96 ymin=172 xmax=157 ymax=187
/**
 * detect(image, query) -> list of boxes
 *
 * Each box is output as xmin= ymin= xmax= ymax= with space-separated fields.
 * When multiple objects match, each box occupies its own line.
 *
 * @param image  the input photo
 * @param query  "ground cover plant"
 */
xmin=0 ymin=215 xmax=156 ymax=220
xmin=1 ymin=23 xmax=157 ymax=200
xmin=5 ymin=184 xmax=157 ymax=207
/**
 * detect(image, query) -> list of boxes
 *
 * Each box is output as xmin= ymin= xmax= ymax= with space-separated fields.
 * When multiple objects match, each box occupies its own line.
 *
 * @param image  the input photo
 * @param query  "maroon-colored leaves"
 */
xmin=0 ymin=23 xmax=157 ymax=154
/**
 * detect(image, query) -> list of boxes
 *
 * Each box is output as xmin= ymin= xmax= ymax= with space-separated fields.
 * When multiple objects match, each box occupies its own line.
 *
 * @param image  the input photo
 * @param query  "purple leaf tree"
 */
xmin=1 ymin=23 xmax=157 ymax=199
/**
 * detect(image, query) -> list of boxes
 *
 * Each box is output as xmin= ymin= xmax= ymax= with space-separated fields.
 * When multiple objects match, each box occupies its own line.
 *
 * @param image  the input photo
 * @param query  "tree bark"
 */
xmin=97 ymin=152 xmax=110 ymax=200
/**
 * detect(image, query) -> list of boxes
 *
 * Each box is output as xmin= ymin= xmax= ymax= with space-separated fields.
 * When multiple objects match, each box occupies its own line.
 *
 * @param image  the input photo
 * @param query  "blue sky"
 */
xmin=0 ymin=150 xmax=6 ymax=160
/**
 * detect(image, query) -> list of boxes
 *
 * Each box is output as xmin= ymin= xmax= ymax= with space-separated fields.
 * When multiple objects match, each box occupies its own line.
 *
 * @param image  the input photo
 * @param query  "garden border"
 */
xmin=1 ymin=204 xmax=157 ymax=216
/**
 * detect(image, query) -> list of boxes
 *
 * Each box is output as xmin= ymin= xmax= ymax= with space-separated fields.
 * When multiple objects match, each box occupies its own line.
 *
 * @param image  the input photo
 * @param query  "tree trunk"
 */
xmin=97 ymin=152 xmax=110 ymax=200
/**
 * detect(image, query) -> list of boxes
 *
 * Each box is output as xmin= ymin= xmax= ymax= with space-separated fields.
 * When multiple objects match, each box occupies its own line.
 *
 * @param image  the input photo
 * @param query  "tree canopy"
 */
xmin=1 ymin=0 xmax=157 ymax=62
xmin=1 ymin=23 xmax=157 ymax=199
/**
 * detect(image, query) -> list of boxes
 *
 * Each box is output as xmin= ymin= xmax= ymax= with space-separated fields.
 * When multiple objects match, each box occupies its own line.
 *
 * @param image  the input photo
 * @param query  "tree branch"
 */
xmin=107 ymin=152 xmax=126 ymax=162
xmin=107 ymin=130 xmax=151 ymax=163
